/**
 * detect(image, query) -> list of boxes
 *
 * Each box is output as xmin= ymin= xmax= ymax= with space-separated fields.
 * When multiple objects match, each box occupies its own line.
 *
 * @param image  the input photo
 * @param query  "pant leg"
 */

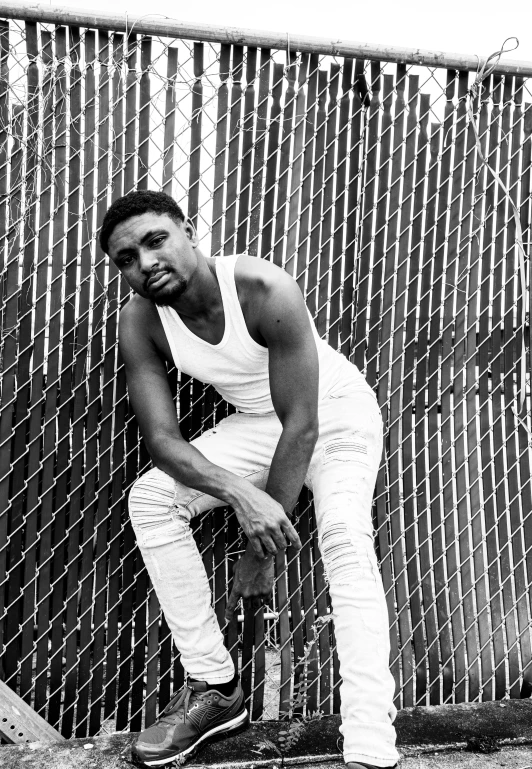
xmin=308 ymin=386 xmax=399 ymax=767
xmin=128 ymin=411 xmax=282 ymax=684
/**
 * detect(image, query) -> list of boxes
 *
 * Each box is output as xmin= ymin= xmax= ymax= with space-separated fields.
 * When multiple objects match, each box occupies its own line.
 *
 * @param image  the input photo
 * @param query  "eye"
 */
xmin=121 ymin=255 xmax=134 ymax=267
xmin=150 ymin=235 xmax=165 ymax=247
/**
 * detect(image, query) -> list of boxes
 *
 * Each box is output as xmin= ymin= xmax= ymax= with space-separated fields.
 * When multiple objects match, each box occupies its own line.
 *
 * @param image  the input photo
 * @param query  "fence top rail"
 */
xmin=1 ymin=0 xmax=531 ymax=77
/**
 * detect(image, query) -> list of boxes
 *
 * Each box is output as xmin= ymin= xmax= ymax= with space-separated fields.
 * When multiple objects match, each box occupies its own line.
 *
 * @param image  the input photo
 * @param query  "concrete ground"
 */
xmin=1 ymin=699 xmax=532 ymax=769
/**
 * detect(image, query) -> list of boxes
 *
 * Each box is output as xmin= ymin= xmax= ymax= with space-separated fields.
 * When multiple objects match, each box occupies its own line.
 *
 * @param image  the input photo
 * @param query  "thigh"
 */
xmin=308 ymin=389 xmax=383 ymax=545
xmin=174 ymin=410 xmax=283 ymax=518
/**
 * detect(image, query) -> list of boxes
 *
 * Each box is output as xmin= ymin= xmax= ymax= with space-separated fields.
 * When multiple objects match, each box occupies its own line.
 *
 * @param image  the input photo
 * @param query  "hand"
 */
xmin=225 ymin=546 xmax=275 ymax=621
xmin=232 ymin=484 xmax=301 ymax=558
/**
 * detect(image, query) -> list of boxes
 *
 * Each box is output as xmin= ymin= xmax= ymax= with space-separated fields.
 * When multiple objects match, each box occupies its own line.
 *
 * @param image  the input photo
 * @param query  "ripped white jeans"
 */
xmin=129 ymin=381 xmax=398 ymax=767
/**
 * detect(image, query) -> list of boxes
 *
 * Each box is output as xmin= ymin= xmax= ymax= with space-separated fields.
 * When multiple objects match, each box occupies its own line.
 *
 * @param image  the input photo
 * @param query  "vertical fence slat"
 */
xmin=224 ymin=46 xmax=243 ymax=254
xmin=236 ymin=47 xmax=257 ymax=253
xmin=88 ymin=30 xmax=112 ymax=735
xmin=399 ymin=75 xmax=425 ymax=705
xmin=295 ymin=53 xmax=319 ymax=290
xmin=366 ymin=71 xmax=392 ymax=388
xmin=137 ymin=35 xmax=151 ymax=189
xmin=260 ymin=62 xmax=284 ymax=261
xmin=248 ymin=48 xmax=270 ymax=256
xmin=61 ymin=24 xmax=83 ymax=737
xmin=75 ymin=29 xmax=97 ymax=736
xmin=298 ymin=493 xmax=319 ymax=714
xmin=18 ymin=20 xmax=40 ymax=707
xmin=428 ymin=70 xmax=456 ymax=704
xmin=416 ymin=115 xmax=441 ymax=705
xmin=516 ymin=94 xmax=532 ymax=695
xmin=117 ymin=32 xmax=141 ymax=730
xmin=353 ymin=60 xmax=380 ymax=369
xmin=339 ymin=60 xmax=364 ymax=358
xmin=32 ymin=31 xmax=55 ymax=717
xmin=327 ymin=57 xmax=350 ymax=350
xmin=317 ymin=63 xmax=339 ymax=337
xmin=456 ymin=76 xmax=481 ymax=703
xmin=497 ymin=75 xmax=520 ymax=698
xmin=489 ymin=74 xmax=511 ymax=700
xmin=284 ymin=54 xmax=308 ymax=276
xmin=3 ymin=100 xmax=24 ymax=689
xmin=441 ymin=70 xmax=467 ymax=703
xmin=124 ymin=33 xmax=138 ymax=194
xmin=470 ymin=79 xmax=493 ymax=703
xmin=478 ymin=74 xmax=500 ymax=701
xmin=211 ymin=44 xmax=231 ymax=255
xmin=379 ymin=62 xmax=415 ymax=708
xmin=0 ymin=18 xmax=10 ymax=684
xmin=161 ymin=46 xmax=178 ymax=196
xmin=47 ymin=25 xmax=69 ymax=729
xmin=187 ymin=43 xmax=202 ymax=223
xmin=102 ymin=30 xmax=127 ymax=727
xmin=305 ymin=68 xmax=327 ymax=317
xmin=272 ymin=52 xmax=297 ymax=268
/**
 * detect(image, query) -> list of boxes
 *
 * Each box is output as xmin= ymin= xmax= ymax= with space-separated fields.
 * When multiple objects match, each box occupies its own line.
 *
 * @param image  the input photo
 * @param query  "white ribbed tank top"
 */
xmin=156 ymin=255 xmax=365 ymax=414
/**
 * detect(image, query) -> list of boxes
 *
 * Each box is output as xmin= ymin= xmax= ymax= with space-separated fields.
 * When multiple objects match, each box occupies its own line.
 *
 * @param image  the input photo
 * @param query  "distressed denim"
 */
xmin=129 ymin=381 xmax=398 ymax=767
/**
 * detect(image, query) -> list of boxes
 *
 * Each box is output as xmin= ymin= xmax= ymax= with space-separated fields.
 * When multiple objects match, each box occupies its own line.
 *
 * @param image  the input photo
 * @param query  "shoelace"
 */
xmin=158 ymin=683 xmax=198 ymax=726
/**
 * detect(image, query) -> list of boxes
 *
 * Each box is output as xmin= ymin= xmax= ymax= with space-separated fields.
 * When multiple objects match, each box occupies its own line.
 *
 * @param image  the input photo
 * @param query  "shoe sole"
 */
xmin=134 ymin=708 xmax=250 ymax=767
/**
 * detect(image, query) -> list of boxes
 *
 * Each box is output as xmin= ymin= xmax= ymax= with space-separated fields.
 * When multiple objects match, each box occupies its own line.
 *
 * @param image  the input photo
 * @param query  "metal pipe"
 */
xmin=1 ymin=0 xmax=531 ymax=77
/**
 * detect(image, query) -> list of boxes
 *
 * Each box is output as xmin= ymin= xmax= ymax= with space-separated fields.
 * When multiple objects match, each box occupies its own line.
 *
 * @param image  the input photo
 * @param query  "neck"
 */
xmin=170 ymin=252 xmax=220 ymax=319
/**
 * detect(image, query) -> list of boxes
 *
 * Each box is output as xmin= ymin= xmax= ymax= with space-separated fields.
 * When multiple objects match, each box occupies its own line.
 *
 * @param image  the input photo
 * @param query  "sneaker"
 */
xmin=131 ymin=679 xmax=249 ymax=767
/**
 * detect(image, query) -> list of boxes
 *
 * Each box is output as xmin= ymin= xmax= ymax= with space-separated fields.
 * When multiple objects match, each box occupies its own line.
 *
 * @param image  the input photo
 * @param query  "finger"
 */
xmin=271 ymin=529 xmax=288 ymax=551
xmin=282 ymin=521 xmax=302 ymax=550
xmin=261 ymin=535 xmax=279 ymax=556
xmin=249 ymin=536 xmax=265 ymax=559
xmin=225 ymin=588 xmax=241 ymax=622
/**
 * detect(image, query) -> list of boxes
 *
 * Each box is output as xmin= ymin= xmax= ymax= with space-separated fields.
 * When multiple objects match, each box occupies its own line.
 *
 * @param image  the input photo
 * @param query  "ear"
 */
xmin=183 ymin=217 xmax=199 ymax=247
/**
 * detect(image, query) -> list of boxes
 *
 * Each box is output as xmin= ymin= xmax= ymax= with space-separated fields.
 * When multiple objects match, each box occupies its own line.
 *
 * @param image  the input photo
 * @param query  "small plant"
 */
xmin=277 ymin=615 xmax=333 ymax=754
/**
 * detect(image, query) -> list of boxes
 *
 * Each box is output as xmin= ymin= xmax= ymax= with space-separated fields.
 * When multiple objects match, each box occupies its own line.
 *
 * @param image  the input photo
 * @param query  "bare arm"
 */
xmin=119 ymin=299 xmax=300 ymax=558
xmin=226 ymin=265 xmax=319 ymax=618
xmin=260 ymin=271 xmax=320 ymax=513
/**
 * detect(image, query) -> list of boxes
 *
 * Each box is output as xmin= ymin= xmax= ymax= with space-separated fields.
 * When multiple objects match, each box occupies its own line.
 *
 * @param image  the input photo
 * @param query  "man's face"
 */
xmin=107 ymin=212 xmax=198 ymax=305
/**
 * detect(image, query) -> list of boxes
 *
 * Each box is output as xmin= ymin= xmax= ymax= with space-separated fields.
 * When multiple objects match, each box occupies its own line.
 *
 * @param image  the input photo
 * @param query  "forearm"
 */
xmin=150 ymin=434 xmax=252 ymax=509
xmin=265 ymin=423 xmax=318 ymax=515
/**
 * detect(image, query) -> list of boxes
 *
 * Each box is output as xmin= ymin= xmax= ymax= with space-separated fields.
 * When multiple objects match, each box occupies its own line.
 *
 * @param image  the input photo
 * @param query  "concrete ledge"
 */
xmin=1 ymin=700 xmax=532 ymax=769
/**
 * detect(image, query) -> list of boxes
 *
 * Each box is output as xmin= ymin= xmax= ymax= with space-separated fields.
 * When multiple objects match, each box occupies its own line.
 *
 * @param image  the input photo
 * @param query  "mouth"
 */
xmin=146 ymin=271 xmax=171 ymax=291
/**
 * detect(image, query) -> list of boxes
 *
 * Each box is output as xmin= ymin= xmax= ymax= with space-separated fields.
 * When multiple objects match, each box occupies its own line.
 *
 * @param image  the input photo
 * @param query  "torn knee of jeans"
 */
xmin=129 ymin=476 xmax=189 ymax=546
xmin=319 ymin=513 xmax=367 ymax=585
xmin=322 ymin=436 xmax=368 ymax=466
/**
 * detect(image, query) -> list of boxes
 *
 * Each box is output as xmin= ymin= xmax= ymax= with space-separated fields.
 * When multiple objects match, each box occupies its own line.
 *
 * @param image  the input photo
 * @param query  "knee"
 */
xmin=319 ymin=508 xmax=376 ymax=587
xmin=129 ymin=468 xmax=190 ymax=546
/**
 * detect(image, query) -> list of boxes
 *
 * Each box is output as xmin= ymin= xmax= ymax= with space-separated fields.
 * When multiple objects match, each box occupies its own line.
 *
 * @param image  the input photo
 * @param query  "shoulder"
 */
xmin=234 ymin=254 xmax=298 ymax=300
xmin=118 ymin=294 xmax=164 ymax=358
xmin=119 ymin=294 xmax=158 ymax=335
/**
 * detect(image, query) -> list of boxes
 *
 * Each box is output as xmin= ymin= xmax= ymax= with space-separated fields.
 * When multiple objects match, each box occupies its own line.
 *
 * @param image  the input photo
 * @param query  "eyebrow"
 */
xmin=113 ymin=228 xmax=168 ymax=259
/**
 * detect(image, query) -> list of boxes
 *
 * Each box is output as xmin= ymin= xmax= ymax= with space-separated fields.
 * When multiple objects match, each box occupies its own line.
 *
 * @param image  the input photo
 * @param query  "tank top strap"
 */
xmin=215 ymin=254 xmax=261 ymax=351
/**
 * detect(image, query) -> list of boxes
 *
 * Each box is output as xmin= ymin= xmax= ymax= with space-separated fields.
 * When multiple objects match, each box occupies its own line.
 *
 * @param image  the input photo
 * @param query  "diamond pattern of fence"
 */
xmin=0 ymin=7 xmax=532 ymax=739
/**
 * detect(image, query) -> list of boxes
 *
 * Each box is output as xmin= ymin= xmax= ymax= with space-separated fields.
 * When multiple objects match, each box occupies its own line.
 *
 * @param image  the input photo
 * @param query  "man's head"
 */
xmin=102 ymin=191 xmax=200 ymax=306
xmin=99 ymin=190 xmax=185 ymax=254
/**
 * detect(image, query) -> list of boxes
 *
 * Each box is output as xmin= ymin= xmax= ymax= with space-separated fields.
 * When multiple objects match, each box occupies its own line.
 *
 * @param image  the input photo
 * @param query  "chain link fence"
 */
xmin=0 ymin=5 xmax=531 ymax=739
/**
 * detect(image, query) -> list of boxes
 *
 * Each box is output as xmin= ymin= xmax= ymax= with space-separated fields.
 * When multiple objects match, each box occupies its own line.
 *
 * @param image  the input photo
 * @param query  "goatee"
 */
xmin=151 ymin=278 xmax=188 ymax=306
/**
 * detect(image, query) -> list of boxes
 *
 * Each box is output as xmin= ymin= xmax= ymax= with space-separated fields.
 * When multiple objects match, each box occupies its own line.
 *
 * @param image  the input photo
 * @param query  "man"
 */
xmin=100 ymin=190 xmax=399 ymax=769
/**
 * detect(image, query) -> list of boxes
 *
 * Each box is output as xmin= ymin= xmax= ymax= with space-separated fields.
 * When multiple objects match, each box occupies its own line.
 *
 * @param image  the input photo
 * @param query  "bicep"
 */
xmin=259 ymin=276 xmax=319 ymax=426
xmin=119 ymin=311 xmax=185 ymax=453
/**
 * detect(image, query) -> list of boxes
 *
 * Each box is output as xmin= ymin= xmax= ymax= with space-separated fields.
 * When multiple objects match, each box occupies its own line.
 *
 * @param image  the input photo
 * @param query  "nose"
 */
xmin=138 ymin=248 xmax=159 ymax=274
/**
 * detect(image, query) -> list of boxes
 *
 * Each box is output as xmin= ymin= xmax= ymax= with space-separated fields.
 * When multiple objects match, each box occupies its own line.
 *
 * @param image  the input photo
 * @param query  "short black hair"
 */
xmin=99 ymin=190 xmax=186 ymax=254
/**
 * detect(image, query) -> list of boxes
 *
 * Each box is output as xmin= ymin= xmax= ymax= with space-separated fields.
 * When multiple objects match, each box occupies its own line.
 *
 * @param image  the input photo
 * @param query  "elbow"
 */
xmin=285 ymin=417 xmax=319 ymax=448
xmin=145 ymin=430 xmax=181 ymax=470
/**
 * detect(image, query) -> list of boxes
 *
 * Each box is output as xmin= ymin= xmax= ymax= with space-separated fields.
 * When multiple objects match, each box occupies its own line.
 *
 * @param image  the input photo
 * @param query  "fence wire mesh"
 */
xmin=0 ymin=12 xmax=531 ymax=739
